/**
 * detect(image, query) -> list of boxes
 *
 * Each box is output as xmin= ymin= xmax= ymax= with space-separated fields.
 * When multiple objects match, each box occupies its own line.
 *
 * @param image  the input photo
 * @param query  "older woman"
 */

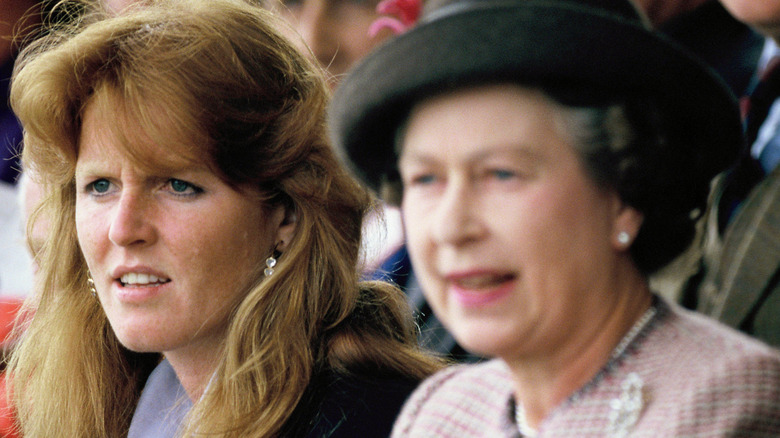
xmin=8 ymin=0 xmax=441 ymax=436
xmin=329 ymin=0 xmax=780 ymax=435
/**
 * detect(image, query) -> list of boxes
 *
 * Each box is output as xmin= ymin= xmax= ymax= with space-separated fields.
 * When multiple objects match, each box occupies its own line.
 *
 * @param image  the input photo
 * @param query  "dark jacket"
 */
xmin=281 ymin=370 xmax=421 ymax=437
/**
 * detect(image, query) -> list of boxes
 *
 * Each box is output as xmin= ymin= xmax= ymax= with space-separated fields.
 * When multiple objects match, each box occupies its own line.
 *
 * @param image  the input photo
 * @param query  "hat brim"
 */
xmin=329 ymin=0 xmax=743 ymax=194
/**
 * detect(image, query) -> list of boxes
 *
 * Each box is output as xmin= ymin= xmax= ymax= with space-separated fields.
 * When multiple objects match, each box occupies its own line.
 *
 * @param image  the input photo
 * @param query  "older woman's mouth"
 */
xmin=446 ymin=272 xmax=516 ymax=307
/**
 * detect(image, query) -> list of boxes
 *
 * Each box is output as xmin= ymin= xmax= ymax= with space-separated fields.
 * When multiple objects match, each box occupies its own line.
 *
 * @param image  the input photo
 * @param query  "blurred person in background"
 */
xmin=264 ymin=0 xmax=407 ymax=89
xmin=668 ymin=0 xmax=780 ymax=348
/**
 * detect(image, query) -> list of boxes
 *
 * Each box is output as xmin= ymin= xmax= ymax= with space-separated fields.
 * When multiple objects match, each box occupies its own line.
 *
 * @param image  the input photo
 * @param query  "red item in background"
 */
xmin=368 ymin=0 xmax=421 ymax=36
xmin=0 ymin=300 xmax=22 ymax=349
xmin=0 ymin=374 xmax=18 ymax=438
xmin=0 ymin=298 xmax=24 ymax=438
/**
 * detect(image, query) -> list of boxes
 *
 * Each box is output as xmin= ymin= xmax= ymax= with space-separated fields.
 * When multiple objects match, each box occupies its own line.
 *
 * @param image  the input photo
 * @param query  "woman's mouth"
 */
xmin=447 ymin=272 xmax=516 ymax=307
xmin=119 ymin=272 xmax=171 ymax=287
xmin=452 ymin=273 xmax=515 ymax=289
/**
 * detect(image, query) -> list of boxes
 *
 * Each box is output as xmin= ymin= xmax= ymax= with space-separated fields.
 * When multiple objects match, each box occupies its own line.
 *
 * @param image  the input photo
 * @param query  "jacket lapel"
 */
xmin=712 ymin=166 xmax=780 ymax=327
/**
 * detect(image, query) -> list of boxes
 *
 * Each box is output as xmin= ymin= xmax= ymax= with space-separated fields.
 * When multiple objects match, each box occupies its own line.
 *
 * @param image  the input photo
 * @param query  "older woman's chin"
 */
xmin=439 ymin=316 xmax=526 ymax=359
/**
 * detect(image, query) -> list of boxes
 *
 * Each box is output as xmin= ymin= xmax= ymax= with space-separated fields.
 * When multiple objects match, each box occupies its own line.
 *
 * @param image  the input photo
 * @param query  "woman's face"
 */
xmin=74 ymin=99 xmax=290 ymax=360
xmin=399 ymin=84 xmax=639 ymax=361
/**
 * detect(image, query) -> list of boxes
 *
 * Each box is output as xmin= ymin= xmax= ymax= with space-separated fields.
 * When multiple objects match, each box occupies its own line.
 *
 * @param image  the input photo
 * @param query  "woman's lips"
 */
xmin=113 ymin=279 xmax=171 ymax=304
xmin=119 ymin=272 xmax=171 ymax=287
xmin=447 ymin=272 xmax=516 ymax=307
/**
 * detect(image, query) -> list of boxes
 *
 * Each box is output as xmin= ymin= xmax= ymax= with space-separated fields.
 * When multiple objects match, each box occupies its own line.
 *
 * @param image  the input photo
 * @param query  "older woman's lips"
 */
xmin=447 ymin=272 xmax=515 ymax=307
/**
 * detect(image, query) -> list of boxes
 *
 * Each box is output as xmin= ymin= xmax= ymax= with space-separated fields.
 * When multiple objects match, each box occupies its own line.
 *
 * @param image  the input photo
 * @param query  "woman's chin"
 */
xmin=449 ymin=320 xmax=522 ymax=359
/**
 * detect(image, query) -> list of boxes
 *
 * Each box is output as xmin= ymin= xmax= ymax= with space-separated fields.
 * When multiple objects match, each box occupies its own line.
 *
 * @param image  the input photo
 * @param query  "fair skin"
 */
xmin=274 ymin=0 xmax=390 ymax=87
xmin=74 ymin=97 xmax=296 ymax=400
xmin=719 ymin=0 xmax=780 ymax=41
xmin=398 ymin=84 xmax=652 ymax=428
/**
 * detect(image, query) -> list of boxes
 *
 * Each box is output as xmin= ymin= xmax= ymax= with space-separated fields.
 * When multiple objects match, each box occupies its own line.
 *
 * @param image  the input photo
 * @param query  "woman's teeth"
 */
xmin=120 ymin=273 xmax=170 ymax=286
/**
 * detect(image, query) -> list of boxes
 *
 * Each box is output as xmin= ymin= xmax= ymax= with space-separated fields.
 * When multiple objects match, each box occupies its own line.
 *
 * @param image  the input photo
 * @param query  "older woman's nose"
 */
xmin=430 ymin=180 xmax=486 ymax=246
xmin=108 ymin=192 xmax=156 ymax=247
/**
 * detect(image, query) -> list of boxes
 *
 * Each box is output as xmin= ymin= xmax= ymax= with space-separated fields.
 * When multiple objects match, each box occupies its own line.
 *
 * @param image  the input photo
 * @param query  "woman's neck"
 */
xmin=164 ymin=344 xmax=222 ymax=401
xmin=504 ymin=268 xmax=653 ymax=429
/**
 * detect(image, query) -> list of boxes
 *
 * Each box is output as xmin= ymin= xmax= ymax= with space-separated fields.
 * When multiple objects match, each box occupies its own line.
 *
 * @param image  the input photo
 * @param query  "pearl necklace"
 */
xmin=514 ymin=303 xmax=658 ymax=437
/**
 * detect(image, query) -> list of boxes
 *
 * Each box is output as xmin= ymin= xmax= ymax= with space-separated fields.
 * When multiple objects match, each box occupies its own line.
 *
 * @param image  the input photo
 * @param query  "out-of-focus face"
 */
xmin=720 ymin=0 xmax=780 ymax=39
xmin=274 ymin=0 xmax=390 ymax=87
xmin=74 ymin=97 xmax=289 ymax=361
xmin=399 ymin=84 xmax=639 ymax=361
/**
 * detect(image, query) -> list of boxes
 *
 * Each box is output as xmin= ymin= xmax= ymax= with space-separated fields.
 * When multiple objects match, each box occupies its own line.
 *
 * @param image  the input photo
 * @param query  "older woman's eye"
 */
xmin=167 ymin=179 xmax=203 ymax=196
xmin=402 ymin=172 xmax=439 ymax=187
xmin=414 ymin=174 xmax=437 ymax=185
xmin=489 ymin=169 xmax=517 ymax=180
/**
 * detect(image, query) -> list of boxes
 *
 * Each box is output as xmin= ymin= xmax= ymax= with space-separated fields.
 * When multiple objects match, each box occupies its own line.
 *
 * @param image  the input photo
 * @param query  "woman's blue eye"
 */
xmin=90 ymin=179 xmax=111 ymax=193
xmin=170 ymin=179 xmax=190 ymax=192
xmin=167 ymin=179 xmax=203 ymax=195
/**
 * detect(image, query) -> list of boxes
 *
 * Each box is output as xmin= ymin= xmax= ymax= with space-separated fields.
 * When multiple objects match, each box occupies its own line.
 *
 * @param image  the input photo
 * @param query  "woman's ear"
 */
xmin=611 ymin=202 xmax=643 ymax=250
xmin=273 ymin=206 xmax=297 ymax=253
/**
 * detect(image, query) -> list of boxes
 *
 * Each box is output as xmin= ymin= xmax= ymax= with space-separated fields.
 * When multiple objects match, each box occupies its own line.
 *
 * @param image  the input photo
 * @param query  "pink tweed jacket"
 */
xmin=392 ymin=298 xmax=780 ymax=437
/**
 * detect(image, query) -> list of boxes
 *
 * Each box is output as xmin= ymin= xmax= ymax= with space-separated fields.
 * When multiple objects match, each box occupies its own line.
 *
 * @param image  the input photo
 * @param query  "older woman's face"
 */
xmin=399 ymin=84 xmax=638 ymax=360
xmin=74 ymin=99 xmax=287 ymax=360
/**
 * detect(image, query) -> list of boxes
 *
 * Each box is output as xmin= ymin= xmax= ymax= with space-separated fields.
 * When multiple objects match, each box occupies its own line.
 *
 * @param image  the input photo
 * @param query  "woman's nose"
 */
xmin=108 ymin=191 xmax=155 ymax=247
xmin=430 ymin=180 xmax=486 ymax=246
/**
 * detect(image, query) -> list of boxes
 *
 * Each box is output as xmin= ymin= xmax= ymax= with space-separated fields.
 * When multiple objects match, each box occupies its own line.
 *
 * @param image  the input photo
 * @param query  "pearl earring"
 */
xmin=264 ymin=242 xmax=282 ymax=277
xmin=264 ymin=254 xmax=277 ymax=276
xmin=617 ymin=231 xmax=631 ymax=246
xmin=87 ymin=274 xmax=97 ymax=297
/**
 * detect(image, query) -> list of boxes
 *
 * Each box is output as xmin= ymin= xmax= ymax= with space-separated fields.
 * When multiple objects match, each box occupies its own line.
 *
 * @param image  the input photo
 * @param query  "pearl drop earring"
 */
xmin=87 ymin=274 xmax=97 ymax=297
xmin=264 ymin=254 xmax=277 ymax=276
xmin=617 ymin=231 xmax=631 ymax=246
xmin=264 ymin=242 xmax=282 ymax=277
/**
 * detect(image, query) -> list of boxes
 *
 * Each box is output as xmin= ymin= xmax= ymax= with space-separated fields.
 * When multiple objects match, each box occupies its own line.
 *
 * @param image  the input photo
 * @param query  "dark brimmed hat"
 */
xmin=328 ymin=0 xmax=743 ymax=195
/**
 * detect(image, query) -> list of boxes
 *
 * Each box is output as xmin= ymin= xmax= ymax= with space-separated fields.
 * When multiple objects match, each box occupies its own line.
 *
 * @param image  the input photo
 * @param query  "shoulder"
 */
xmin=392 ymin=360 xmax=516 ymax=437
xmin=645 ymin=300 xmax=780 ymax=373
xmin=404 ymin=359 xmax=512 ymax=407
xmin=654 ymin=299 xmax=779 ymax=358
xmin=300 ymin=370 xmax=422 ymax=438
xmin=635 ymin=301 xmax=780 ymax=434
